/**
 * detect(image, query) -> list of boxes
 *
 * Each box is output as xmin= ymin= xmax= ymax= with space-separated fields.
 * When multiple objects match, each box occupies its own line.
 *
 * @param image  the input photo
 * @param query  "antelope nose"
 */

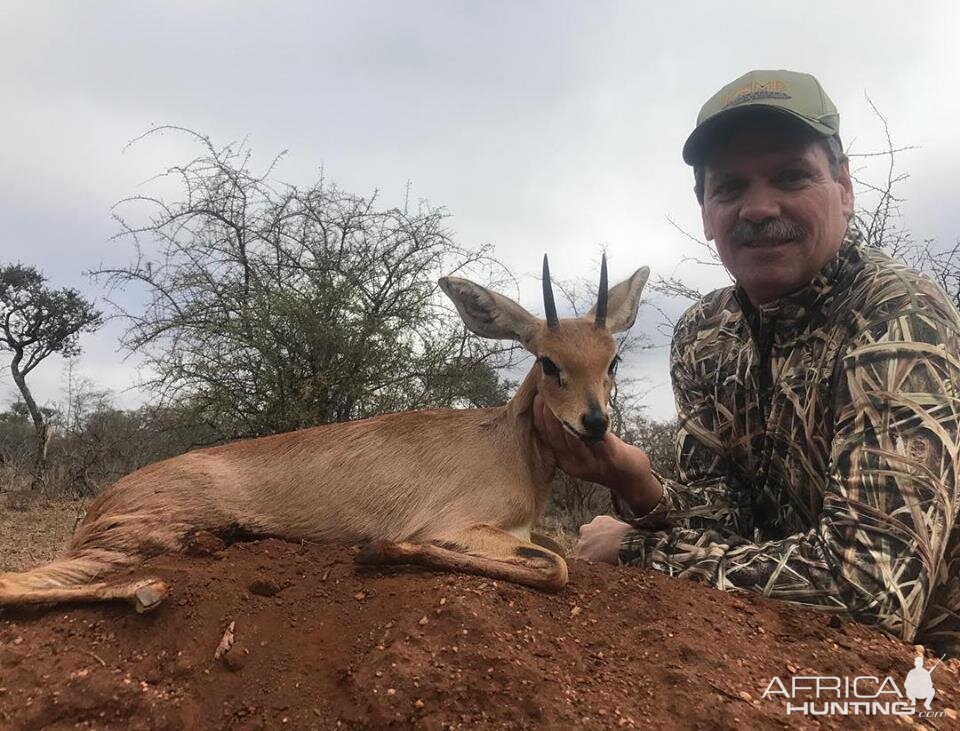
xmin=581 ymin=410 xmax=609 ymax=438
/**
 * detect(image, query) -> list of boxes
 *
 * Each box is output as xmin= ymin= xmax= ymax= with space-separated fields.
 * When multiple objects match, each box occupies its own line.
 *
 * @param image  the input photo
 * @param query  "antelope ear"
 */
xmin=587 ymin=266 xmax=649 ymax=333
xmin=439 ymin=277 xmax=539 ymax=344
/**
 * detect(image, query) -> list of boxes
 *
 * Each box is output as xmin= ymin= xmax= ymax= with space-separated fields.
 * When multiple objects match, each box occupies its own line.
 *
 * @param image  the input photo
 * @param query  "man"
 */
xmin=534 ymin=70 xmax=960 ymax=656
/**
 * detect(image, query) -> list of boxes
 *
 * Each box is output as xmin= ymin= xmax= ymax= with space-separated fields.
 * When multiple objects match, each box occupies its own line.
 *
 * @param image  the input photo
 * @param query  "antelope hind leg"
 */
xmin=357 ymin=524 xmax=568 ymax=592
xmin=0 ymin=577 xmax=167 ymax=614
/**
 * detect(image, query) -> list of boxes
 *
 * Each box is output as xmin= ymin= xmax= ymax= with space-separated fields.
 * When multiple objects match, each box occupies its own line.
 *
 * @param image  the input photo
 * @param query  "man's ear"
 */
xmin=701 ymin=205 xmax=715 ymax=241
xmin=439 ymin=277 xmax=539 ymax=345
xmin=838 ymin=158 xmax=854 ymax=219
xmin=587 ymin=266 xmax=650 ymax=333
xmin=700 ymin=167 xmax=715 ymax=241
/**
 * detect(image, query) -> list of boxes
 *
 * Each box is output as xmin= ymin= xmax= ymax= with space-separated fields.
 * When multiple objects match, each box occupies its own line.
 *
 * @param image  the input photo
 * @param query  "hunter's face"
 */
xmin=700 ymin=124 xmax=854 ymax=306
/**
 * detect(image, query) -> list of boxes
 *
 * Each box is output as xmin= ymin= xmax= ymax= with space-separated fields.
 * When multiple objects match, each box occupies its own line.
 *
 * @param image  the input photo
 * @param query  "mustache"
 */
xmin=729 ymin=218 xmax=806 ymax=246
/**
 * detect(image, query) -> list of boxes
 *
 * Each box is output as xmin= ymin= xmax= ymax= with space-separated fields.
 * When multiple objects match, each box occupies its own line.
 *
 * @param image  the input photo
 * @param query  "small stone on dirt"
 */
xmin=249 ymin=579 xmax=282 ymax=597
xmin=222 ymin=645 xmax=246 ymax=672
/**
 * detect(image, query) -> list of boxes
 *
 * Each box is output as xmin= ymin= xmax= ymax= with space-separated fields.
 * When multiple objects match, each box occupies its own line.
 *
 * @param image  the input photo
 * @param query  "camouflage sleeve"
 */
xmin=620 ymin=312 xmax=960 ymax=643
xmin=619 ymin=315 xmax=750 ymax=537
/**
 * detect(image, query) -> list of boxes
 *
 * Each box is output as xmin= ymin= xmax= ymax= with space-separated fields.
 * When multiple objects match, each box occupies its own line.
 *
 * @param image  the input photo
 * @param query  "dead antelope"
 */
xmin=0 ymin=256 xmax=648 ymax=613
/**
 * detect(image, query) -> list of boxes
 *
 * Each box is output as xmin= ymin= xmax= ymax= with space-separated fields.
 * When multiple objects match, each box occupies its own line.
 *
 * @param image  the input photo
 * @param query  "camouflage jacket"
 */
xmin=619 ymin=228 xmax=960 ymax=655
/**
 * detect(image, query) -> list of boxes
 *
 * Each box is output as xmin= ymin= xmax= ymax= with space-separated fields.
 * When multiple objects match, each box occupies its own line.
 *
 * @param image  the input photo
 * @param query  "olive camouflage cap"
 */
xmin=682 ymin=69 xmax=841 ymax=165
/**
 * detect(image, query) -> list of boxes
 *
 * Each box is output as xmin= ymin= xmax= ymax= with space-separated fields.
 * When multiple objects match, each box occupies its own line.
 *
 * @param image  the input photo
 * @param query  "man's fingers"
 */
xmin=534 ymin=395 xmax=599 ymax=459
xmin=561 ymin=427 xmax=598 ymax=468
xmin=533 ymin=393 xmax=546 ymax=436
xmin=533 ymin=394 xmax=563 ymax=447
xmin=540 ymin=401 xmax=568 ymax=448
xmin=534 ymin=396 xmax=615 ymax=485
xmin=586 ymin=433 xmax=617 ymax=461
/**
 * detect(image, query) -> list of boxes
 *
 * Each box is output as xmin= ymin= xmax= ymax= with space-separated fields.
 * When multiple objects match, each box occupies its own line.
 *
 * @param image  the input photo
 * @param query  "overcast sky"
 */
xmin=1 ymin=1 xmax=958 ymax=421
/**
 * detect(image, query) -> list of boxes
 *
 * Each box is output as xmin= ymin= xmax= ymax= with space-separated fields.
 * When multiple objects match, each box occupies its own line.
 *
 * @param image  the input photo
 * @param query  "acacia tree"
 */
xmin=0 ymin=265 xmax=102 ymax=488
xmin=847 ymin=98 xmax=959 ymax=309
xmin=911 ymin=240 xmax=960 ymax=311
xmin=98 ymin=127 xmax=516 ymax=441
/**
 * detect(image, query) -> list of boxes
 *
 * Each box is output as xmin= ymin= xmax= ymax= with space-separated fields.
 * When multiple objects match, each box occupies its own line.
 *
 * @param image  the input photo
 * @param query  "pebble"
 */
xmin=249 ymin=579 xmax=281 ymax=597
xmin=222 ymin=648 xmax=245 ymax=673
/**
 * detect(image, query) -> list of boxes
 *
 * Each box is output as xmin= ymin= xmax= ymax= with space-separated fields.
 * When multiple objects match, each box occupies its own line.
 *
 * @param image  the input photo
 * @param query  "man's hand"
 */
xmin=574 ymin=515 xmax=633 ymax=564
xmin=533 ymin=393 xmax=664 ymax=515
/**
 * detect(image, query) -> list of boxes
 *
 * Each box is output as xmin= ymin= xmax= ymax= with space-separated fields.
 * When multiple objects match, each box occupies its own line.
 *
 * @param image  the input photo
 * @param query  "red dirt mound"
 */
xmin=0 ymin=538 xmax=957 ymax=730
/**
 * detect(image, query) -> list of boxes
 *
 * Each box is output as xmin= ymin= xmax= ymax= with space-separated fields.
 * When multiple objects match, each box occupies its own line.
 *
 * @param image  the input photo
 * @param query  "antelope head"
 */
xmin=439 ymin=255 xmax=649 ymax=443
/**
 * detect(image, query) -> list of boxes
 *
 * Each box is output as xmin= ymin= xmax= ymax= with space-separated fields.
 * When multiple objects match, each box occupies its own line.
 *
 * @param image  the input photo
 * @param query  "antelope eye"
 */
xmin=608 ymin=355 xmax=621 ymax=375
xmin=539 ymin=357 xmax=561 ymax=378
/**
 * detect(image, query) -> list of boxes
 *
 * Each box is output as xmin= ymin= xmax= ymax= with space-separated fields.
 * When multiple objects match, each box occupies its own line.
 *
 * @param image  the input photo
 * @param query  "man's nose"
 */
xmin=738 ymin=184 xmax=781 ymax=223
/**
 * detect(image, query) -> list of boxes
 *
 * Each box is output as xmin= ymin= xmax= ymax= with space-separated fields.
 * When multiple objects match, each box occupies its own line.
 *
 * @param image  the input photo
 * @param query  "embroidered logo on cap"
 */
xmin=723 ymin=80 xmax=791 ymax=109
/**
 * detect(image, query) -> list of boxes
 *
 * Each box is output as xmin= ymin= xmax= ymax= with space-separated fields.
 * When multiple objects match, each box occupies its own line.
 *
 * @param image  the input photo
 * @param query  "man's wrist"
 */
xmin=604 ymin=442 xmax=663 ymax=516
xmin=614 ymin=473 xmax=664 ymax=516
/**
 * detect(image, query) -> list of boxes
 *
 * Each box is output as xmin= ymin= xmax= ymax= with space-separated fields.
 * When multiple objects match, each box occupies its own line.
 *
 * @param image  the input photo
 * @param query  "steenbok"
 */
xmin=0 ymin=255 xmax=648 ymax=612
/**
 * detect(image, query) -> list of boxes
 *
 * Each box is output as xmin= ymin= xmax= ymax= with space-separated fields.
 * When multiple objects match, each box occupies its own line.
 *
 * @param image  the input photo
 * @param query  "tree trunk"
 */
xmin=10 ymin=352 xmax=47 ymax=490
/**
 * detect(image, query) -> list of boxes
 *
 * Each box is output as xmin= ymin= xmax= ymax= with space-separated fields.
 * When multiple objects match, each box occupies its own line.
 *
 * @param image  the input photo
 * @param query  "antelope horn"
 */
xmin=594 ymin=253 xmax=608 ymax=328
xmin=542 ymin=254 xmax=559 ymax=328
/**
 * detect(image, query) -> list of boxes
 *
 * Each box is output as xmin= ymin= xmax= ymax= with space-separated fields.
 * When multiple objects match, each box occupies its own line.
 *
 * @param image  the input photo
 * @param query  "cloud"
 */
xmin=1 ymin=0 xmax=957 ymax=421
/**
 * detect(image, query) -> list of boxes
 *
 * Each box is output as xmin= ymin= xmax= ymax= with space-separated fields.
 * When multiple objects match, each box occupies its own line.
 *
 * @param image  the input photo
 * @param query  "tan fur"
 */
xmin=0 ymin=265 xmax=648 ymax=611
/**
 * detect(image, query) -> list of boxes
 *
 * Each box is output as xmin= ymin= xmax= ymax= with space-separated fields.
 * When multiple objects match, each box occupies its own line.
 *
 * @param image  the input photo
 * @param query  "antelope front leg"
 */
xmin=356 ymin=524 xmax=568 ymax=592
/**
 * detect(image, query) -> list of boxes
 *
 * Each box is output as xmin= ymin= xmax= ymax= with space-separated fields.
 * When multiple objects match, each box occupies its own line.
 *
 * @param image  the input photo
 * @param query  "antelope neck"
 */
xmin=502 ymin=365 xmax=555 ymax=484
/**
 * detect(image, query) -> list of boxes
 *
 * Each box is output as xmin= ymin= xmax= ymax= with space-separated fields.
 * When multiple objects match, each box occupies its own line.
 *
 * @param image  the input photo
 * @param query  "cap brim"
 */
xmin=682 ymin=104 xmax=837 ymax=166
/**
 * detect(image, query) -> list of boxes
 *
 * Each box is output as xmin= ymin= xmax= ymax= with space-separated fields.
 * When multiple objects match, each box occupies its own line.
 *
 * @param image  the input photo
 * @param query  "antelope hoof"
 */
xmin=131 ymin=579 xmax=168 ymax=614
xmin=514 ymin=545 xmax=557 ymax=567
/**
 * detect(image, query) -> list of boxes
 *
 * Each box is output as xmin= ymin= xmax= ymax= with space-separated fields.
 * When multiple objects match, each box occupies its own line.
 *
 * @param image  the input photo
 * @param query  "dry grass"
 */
xmin=0 ymin=493 xmax=90 ymax=572
xmin=535 ymin=516 xmax=579 ymax=557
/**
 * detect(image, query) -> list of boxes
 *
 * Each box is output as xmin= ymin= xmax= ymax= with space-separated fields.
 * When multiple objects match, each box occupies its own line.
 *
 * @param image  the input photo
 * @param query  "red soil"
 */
xmin=0 ymin=538 xmax=956 ymax=729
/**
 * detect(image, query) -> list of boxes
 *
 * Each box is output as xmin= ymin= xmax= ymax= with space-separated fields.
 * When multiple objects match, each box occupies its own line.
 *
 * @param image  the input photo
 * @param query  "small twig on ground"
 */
xmin=83 ymin=650 xmax=107 ymax=667
xmin=214 ymin=620 xmax=236 ymax=659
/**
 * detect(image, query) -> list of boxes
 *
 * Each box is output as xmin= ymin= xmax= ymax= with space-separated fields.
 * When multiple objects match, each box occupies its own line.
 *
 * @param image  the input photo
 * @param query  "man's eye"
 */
xmin=540 ymin=357 xmax=561 ymax=378
xmin=608 ymin=355 xmax=621 ymax=375
xmin=711 ymin=181 xmax=742 ymax=199
xmin=777 ymin=169 xmax=810 ymax=186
